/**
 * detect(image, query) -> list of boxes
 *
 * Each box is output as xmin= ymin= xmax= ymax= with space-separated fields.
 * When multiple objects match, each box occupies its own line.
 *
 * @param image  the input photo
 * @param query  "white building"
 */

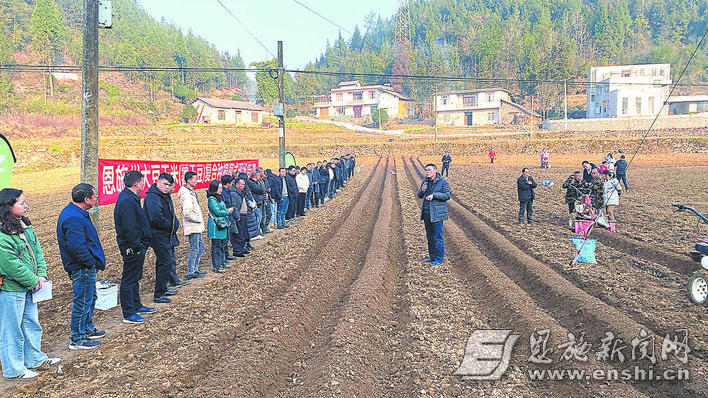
xmin=668 ymin=95 xmax=708 ymax=115
xmin=314 ymin=81 xmax=411 ymax=120
xmin=586 ymin=64 xmax=671 ymax=118
xmin=192 ymin=97 xmax=265 ymax=125
xmin=435 ymin=88 xmax=538 ymax=126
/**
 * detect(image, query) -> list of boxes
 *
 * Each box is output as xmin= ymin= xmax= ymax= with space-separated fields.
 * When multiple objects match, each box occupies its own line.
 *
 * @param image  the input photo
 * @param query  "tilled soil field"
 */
xmin=1 ymin=157 xmax=707 ymax=397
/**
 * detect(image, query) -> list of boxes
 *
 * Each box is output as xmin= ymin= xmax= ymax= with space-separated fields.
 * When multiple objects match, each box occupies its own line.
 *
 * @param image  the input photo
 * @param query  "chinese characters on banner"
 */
xmin=98 ymin=158 xmax=259 ymax=206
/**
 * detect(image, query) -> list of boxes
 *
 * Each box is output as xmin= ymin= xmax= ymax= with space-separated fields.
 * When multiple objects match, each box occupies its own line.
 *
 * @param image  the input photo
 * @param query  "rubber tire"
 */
xmin=688 ymin=272 xmax=708 ymax=305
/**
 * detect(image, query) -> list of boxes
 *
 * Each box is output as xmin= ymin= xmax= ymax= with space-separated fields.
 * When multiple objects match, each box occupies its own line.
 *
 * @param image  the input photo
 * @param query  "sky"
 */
xmin=138 ymin=0 xmax=398 ymax=70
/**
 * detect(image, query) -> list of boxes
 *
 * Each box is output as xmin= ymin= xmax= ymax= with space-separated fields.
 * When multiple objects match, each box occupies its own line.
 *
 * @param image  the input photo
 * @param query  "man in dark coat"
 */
xmin=614 ymin=154 xmax=629 ymax=191
xmin=285 ymin=166 xmax=298 ymax=220
xmin=114 ymin=170 xmax=154 ymax=324
xmin=317 ymin=162 xmax=329 ymax=205
xmin=229 ymin=177 xmax=249 ymax=256
xmin=57 ymin=183 xmax=106 ymax=349
xmin=441 ymin=151 xmax=452 ymax=178
xmin=582 ymin=160 xmax=598 ymax=183
xmin=417 ymin=163 xmax=451 ymax=267
xmin=517 ymin=167 xmax=537 ymax=224
xmin=144 ymin=173 xmax=186 ymax=304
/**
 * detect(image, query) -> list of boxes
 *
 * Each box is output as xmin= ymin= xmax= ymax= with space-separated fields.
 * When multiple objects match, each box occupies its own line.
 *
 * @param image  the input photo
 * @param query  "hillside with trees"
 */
xmin=0 ymin=0 xmax=249 ymax=119
xmin=292 ymin=0 xmax=708 ymax=118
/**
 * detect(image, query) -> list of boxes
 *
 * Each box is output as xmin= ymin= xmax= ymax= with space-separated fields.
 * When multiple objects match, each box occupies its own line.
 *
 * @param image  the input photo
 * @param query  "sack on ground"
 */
xmin=571 ymin=237 xmax=597 ymax=264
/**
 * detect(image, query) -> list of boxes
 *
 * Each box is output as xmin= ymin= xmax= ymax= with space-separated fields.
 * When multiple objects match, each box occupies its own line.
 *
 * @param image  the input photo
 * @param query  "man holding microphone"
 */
xmin=418 ymin=163 xmax=451 ymax=267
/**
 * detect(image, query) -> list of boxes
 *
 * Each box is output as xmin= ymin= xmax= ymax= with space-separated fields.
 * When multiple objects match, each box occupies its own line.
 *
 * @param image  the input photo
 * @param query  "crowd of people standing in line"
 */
xmin=0 ymin=154 xmax=356 ymax=381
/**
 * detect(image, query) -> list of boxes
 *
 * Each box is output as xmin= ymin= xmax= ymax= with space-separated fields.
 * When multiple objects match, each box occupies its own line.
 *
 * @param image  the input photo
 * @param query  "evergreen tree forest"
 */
xmin=292 ymin=0 xmax=708 ymax=117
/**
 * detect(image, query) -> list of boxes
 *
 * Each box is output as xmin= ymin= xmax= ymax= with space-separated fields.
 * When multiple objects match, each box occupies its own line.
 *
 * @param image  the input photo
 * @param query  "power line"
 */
xmin=214 ymin=0 xmax=277 ymax=60
xmin=292 ymin=0 xmax=352 ymax=35
xmin=2 ymin=63 xmax=708 ymax=89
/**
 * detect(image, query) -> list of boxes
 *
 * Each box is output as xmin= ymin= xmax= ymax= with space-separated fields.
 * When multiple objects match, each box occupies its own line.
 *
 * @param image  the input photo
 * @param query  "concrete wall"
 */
xmin=542 ymin=113 xmax=708 ymax=131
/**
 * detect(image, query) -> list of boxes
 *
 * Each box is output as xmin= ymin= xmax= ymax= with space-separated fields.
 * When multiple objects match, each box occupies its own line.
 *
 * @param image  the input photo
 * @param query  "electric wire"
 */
xmin=2 ymin=63 xmax=708 ymax=89
xmin=214 ymin=0 xmax=277 ymax=60
xmin=291 ymin=0 xmax=352 ymax=35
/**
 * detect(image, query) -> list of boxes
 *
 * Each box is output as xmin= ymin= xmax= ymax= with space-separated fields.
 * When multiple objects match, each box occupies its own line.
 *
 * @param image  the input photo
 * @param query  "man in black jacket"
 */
xmin=114 ymin=170 xmax=154 ymax=324
xmin=581 ymin=161 xmax=597 ymax=183
xmin=517 ymin=167 xmax=537 ymax=224
xmin=441 ymin=151 xmax=452 ymax=178
xmin=614 ymin=154 xmax=629 ymax=191
xmin=285 ymin=166 xmax=298 ymax=220
xmin=258 ymin=167 xmax=273 ymax=234
xmin=144 ymin=173 xmax=185 ymax=304
xmin=247 ymin=170 xmax=266 ymax=239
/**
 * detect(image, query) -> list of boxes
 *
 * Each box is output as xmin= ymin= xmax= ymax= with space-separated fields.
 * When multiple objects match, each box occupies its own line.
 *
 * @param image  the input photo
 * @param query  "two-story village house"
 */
xmin=314 ymin=81 xmax=411 ymax=120
xmin=435 ymin=88 xmax=537 ymax=126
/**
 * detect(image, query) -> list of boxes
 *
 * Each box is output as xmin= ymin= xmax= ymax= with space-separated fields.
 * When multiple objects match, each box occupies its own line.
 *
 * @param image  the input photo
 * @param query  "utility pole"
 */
xmin=277 ymin=41 xmax=286 ymax=168
xmin=81 ymin=0 xmax=100 ymax=229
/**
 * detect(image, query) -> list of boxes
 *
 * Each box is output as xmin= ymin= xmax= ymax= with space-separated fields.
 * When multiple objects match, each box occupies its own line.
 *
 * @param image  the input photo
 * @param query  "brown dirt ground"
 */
xmin=0 ymin=146 xmax=706 ymax=397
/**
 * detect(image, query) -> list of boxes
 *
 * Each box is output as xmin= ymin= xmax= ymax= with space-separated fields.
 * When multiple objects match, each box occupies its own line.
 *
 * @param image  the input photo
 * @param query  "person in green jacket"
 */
xmin=0 ymin=188 xmax=61 ymax=381
xmin=207 ymin=180 xmax=232 ymax=274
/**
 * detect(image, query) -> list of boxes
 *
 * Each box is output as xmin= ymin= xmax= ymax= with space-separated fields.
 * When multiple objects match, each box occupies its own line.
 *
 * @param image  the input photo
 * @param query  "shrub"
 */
xmin=180 ymin=105 xmax=197 ymax=123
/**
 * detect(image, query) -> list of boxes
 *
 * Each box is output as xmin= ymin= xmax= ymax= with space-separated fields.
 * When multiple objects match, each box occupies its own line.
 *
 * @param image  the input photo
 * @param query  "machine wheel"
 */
xmin=688 ymin=272 xmax=708 ymax=305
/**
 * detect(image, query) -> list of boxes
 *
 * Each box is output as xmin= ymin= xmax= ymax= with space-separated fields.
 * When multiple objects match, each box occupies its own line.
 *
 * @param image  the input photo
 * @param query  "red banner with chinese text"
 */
xmin=98 ymin=158 xmax=259 ymax=206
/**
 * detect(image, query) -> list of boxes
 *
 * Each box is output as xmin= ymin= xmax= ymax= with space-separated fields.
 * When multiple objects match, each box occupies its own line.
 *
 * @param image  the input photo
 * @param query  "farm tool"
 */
xmin=672 ymin=204 xmax=708 ymax=305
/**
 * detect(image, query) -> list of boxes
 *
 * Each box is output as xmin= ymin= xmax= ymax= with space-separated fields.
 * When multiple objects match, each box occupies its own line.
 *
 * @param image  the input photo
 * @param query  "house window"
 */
xmin=337 ymin=107 xmax=346 ymax=115
xmin=369 ymin=91 xmax=375 ymax=99
xmin=660 ymin=68 xmax=665 ymax=76
xmin=622 ymin=98 xmax=628 ymax=114
xmin=371 ymin=105 xmax=378 ymax=115
xmin=252 ymin=112 xmax=259 ymax=123
xmin=218 ymin=110 xmax=225 ymax=121
xmin=595 ymin=104 xmax=601 ymax=114
xmin=636 ymin=97 xmax=642 ymax=114
xmin=463 ymin=95 xmax=473 ymax=105
xmin=336 ymin=93 xmax=343 ymax=102
xmin=604 ymin=84 xmax=609 ymax=93
xmin=602 ymin=100 xmax=608 ymax=113
xmin=443 ymin=114 xmax=450 ymax=122
xmin=353 ymin=92 xmax=363 ymax=101
xmin=487 ymin=93 xmax=494 ymax=102
xmin=622 ymin=70 xmax=631 ymax=78
xmin=591 ymin=95 xmax=595 ymax=102
xmin=441 ymin=95 xmax=448 ymax=105
xmin=487 ymin=112 xmax=495 ymax=122
xmin=648 ymin=97 xmax=655 ymax=114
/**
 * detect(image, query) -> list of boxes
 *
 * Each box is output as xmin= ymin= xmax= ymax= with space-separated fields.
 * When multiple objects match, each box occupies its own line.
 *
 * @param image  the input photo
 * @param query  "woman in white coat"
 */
xmin=602 ymin=170 xmax=622 ymax=221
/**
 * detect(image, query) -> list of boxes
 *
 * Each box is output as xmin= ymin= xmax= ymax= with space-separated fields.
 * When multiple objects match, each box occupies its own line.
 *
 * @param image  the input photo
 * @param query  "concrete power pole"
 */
xmin=277 ymin=41 xmax=286 ymax=168
xmin=81 ymin=0 xmax=100 ymax=229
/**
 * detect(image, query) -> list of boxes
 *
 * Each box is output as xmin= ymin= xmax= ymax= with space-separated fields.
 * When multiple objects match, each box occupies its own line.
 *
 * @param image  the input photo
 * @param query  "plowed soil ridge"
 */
xmin=285 ymin=156 xmax=406 ymax=396
xmin=406 ymin=158 xmax=707 ymax=397
xmin=400 ymin=157 xmax=646 ymax=397
xmin=185 ymin=159 xmax=391 ymax=396
xmin=439 ymin=161 xmax=708 ymax=363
